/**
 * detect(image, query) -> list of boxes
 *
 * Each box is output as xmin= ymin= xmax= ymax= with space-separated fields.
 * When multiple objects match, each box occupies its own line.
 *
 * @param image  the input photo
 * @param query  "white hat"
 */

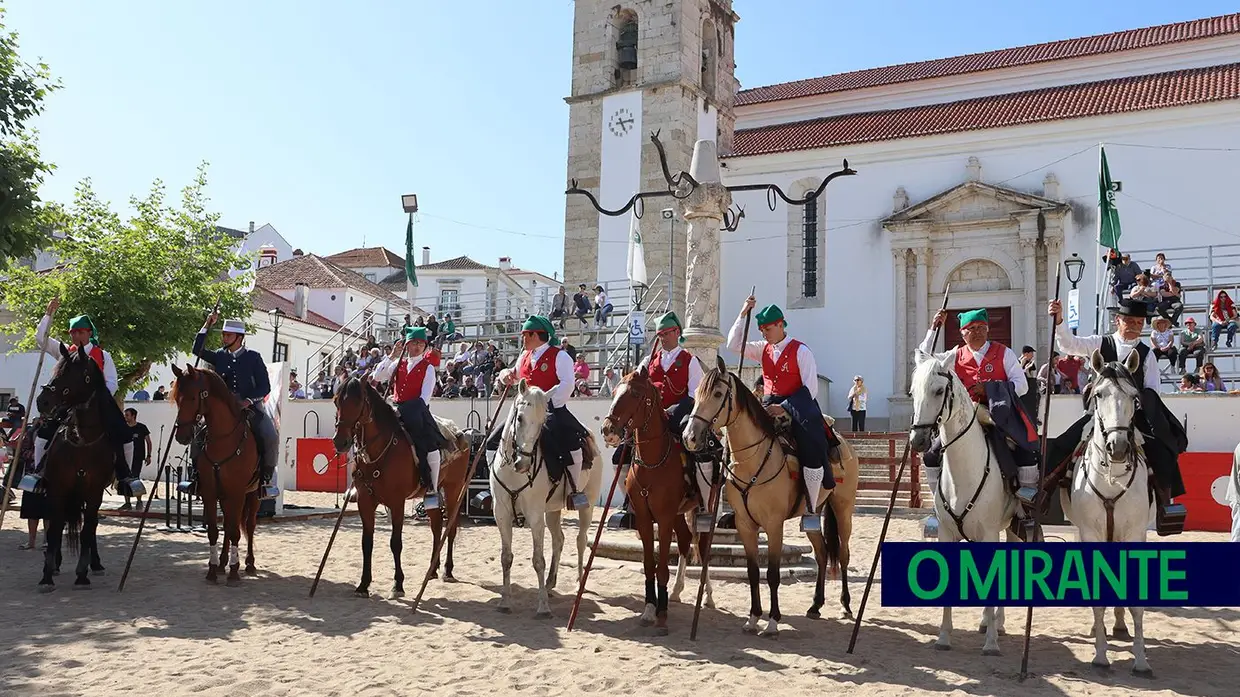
xmin=221 ymin=319 xmax=247 ymax=335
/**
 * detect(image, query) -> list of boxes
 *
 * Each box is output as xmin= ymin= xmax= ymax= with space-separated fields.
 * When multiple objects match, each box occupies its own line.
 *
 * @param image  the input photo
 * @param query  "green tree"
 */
xmin=2 ymin=164 xmax=253 ymax=397
xmin=0 ymin=4 xmax=60 ymax=263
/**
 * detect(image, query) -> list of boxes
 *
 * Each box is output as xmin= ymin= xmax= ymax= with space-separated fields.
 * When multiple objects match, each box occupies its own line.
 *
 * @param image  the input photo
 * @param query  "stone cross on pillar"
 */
xmin=678 ymin=140 xmax=731 ymax=366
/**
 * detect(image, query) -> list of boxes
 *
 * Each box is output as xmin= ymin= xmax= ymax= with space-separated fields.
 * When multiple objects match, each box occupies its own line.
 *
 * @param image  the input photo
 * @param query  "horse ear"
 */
xmin=914 ymin=349 xmax=931 ymax=365
xmin=638 ymin=364 xmax=649 ymax=379
xmin=1090 ymin=349 xmax=1105 ymax=374
xmin=59 ymin=342 xmax=70 ymax=360
xmin=517 ymin=378 xmax=528 ymax=394
xmin=171 ymin=364 xmax=183 ymax=379
xmin=1124 ymin=346 xmax=1141 ymax=374
xmin=716 ymin=355 xmax=727 ymax=373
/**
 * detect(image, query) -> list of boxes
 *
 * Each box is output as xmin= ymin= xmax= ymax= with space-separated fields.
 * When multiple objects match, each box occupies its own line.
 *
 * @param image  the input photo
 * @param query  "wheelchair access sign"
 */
xmin=1067 ymin=288 xmax=1080 ymax=330
xmin=629 ymin=310 xmax=646 ymax=346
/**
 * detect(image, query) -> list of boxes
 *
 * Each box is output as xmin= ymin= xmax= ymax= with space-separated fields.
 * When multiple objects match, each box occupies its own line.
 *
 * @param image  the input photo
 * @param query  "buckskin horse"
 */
xmin=35 ymin=344 xmax=112 ymax=591
xmin=492 ymin=379 xmax=602 ymax=617
xmin=600 ymin=367 xmax=714 ymax=634
xmin=683 ymin=356 xmax=859 ymax=637
xmin=170 ymin=364 xmax=261 ymax=585
xmin=331 ymin=376 xmax=471 ymax=596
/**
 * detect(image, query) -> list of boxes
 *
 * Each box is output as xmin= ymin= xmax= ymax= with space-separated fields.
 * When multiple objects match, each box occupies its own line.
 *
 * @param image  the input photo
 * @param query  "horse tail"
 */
xmin=823 ymin=495 xmax=841 ymax=577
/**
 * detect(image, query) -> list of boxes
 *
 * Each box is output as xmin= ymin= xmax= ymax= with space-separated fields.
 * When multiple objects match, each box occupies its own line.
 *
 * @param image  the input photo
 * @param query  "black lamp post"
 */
xmin=268 ymin=308 xmax=286 ymax=362
xmin=1064 ymin=253 xmax=1086 ymax=335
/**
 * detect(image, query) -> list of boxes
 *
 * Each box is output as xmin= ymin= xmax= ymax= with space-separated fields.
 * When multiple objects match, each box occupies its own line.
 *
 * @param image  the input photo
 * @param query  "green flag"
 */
xmin=1098 ymin=146 xmax=1121 ymax=250
xmin=404 ymin=215 xmax=418 ymax=288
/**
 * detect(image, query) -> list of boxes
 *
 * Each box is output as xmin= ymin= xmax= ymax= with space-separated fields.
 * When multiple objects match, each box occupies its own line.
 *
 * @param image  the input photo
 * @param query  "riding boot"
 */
xmin=113 ymin=446 xmax=145 ymax=498
xmin=566 ymin=449 xmax=588 ymax=511
xmin=1154 ymin=484 xmax=1187 ymax=536
xmin=423 ymin=450 xmax=443 ymax=510
xmin=800 ymin=466 xmax=824 ymax=532
xmin=693 ymin=460 xmax=714 ymax=532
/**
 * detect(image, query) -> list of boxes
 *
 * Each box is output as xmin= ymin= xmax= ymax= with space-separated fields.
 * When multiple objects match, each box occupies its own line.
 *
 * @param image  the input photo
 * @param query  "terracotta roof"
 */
xmin=251 ymin=287 xmax=342 ymax=332
xmin=731 ymin=62 xmax=1240 ymax=157
xmin=419 ymin=255 xmax=492 ymax=271
xmin=736 ymin=13 xmax=1240 ymax=106
xmin=255 ymin=254 xmax=399 ymax=299
xmin=324 ymin=247 xmax=404 ymax=269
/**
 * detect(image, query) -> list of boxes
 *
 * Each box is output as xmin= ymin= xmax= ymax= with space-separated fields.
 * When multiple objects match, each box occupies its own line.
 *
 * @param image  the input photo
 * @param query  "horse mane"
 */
xmin=622 ymin=369 xmax=661 ymax=401
xmin=171 ymin=366 xmax=242 ymax=419
xmin=701 ymin=365 xmax=777 ymax=434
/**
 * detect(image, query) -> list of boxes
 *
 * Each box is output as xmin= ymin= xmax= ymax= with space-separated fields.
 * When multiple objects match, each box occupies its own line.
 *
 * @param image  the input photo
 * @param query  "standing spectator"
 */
xmin=1055 ymin=353 xmax=1084 ymax=395
xmin=1155 ymin=271 xmax=1184 ymax=326
xmin=572 ymin=354 xmax=593 ymax=396
xmin=16 ymin=419 xmax=47 ymax=550
xmin=1200 ymin=362 xmax=1227 ymax=392
xmin=1150 ymin=316 xmax=1178 ymax=371
xmin=551 ymin=286 xmax=569 ymax=328
xmin=572 ymin=284 xmax=592 ymax=326
xmin=425 ymin=313 xmax=440 ymax=346
xmin=132 ymin=387 xmax=151 ymax=401
xmin=1018 ymin=346 xmax=1039 ymax=419
xmin=561 ymin=339 xmax=578 ymax=363
xmin=153 ymin=386 xmax=167 ymax=401
xmin=1210 ymin=290 xmax=1238 ymax=348
xmin=121 ymin=408 xmax=152 ymax=511
xmin=401 ymin=314 xmax=413 ymax=335
xmin=3 ymin=397 xmax=25 ymax=434
xmin=1037 ymin=352 xmax=1060 ymax=396
xmin=289 ymin=378 xmax=306 ymax=399
xmin=846 ymin=376 xmax=867 ymax=432
xmin=311 ymin=370 xmax=330 ymax=399
xmin=1178 ymin=317 xmax=1206 ymax=375
xmin=1112 ymin=252 xmax=1143 ymax=301
xmin=593 ymin=285 xmax=613 ymax=328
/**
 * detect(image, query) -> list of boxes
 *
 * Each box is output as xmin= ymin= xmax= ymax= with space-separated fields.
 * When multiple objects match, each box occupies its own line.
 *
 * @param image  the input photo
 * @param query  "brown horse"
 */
xmin=331 ymin=377 xmax=471 ymax=596
xmin=601 ymin=367 xmax=713 ymax=633
xmin=170 ymin=364 xmax=261 ymax=585
xmin=683 ymin=356 xmax=859 ymax=637
xmin=35 ymin=344 xmax=112 ymax=591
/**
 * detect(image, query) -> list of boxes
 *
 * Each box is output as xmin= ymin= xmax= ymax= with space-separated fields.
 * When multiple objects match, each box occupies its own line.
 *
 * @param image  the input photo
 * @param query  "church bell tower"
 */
xmin=562 ymin=0 xmax=739 ymax=315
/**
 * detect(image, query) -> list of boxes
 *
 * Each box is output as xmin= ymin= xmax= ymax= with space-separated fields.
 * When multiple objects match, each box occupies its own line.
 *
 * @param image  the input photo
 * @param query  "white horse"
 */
xmin=1229 ymin=442 xmax=1240 ymax=542
xmin=1059 ymin=348 xmax=1153 ymax=676
xmin=490 ymin=379 xmax=603 ymax=617
xmin=909 ymin=350 xmax=1017 ymax=656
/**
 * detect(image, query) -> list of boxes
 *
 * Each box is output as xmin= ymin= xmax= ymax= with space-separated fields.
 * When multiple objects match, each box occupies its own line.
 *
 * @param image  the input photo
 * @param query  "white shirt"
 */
xmin=725 ymin=313 xmax=818 ymax=400
xmin=637 ymin=345 xmax=704 ymax=397
xmin=918 ymin=329 xmax=1028 ymax=397
xmin=1054 ymin=324 xmax=1160 ymax=393
xmin=595 ymin=291 xmax=608 ymax=308
xmin=499 ymin=343 xmax=575 ymax=408
xmin=37 ymin=312 xmax=119 ymax=394
xmin=372 ymin=353 xmax=436 ymax=402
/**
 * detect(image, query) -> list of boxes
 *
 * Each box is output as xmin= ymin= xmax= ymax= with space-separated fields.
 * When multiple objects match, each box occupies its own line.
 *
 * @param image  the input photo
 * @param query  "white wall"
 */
xmin=598 ymin=90 xmax=644 ymax=285
xmin=721 ymin=102 xmax=1240 ymax=422
xmin=414 ymin=271 xmax=491 ymax=323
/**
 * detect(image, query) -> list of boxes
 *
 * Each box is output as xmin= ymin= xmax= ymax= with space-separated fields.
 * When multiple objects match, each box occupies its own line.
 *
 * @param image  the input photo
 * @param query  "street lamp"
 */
xmin=662 ymin=208 xmax=675 ymax=307
xmin=268 ymin=307 xmax=286 ymax=362
xmin=1063 ymin=253 xmax=1086 ymax=336
xmin=400 ymin=194 xmax=419 ymax=214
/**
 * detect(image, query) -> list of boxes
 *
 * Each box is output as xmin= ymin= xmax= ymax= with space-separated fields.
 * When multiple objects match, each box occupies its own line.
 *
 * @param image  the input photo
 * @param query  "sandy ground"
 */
xmin=0 ymin=489 xmax=1236 ymax=697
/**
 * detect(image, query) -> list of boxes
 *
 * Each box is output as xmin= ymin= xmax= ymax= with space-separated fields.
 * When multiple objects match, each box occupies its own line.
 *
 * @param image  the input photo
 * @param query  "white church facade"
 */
xmin=563 ymin=3 xmax=1240 ymax=429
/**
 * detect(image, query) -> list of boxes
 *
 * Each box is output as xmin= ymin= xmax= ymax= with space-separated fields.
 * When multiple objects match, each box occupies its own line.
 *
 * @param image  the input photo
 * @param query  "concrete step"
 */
xmin=597 ymin=535 xmax=809 ymax=568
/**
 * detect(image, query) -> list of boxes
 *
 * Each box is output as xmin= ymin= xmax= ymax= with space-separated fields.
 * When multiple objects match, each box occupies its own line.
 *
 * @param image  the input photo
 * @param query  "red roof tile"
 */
xmin=732 ymin=63 xmax=1240 ymax=157
xmin=256 ymin=254 xmax=399 ymax=299
xmin=737 ymin=13 xmax=1240 ymax=106
xmin=419 ymin=256 xmax=492 ymax=271
xmin=324 ymin=247 xmax=404 ymax=269
xmin=251 ymin=287 xmax=343 ymax=332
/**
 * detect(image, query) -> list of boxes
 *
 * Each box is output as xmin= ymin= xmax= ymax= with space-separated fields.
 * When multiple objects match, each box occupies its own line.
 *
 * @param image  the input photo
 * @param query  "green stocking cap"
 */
xmin=755 ymin=304 xmax=786 ymax=328
xmin=67 ymin=314 xmax=98 ymax=343
xmin=655 ymin=311 xmax=684 ymax=343
xmin=404 ymin=326 xmax=428 ymax=344
xmin=520 ymin=315 xmax=560 ymax=346
xmin=958 ymin=308 xmax=988 ymax=328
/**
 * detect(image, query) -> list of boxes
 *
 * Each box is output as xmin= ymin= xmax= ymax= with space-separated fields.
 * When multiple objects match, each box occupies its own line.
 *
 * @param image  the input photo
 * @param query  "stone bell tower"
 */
xmin=562 ymin=0 xmax=739 ymax=315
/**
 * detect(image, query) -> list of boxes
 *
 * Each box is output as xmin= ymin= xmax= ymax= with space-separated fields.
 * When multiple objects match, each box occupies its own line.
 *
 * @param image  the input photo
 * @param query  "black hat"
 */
xmin=1115 ymin=298 xmax=1151 ymax=320
xmin=1021 ymin=345 xmax=1035 ymax=354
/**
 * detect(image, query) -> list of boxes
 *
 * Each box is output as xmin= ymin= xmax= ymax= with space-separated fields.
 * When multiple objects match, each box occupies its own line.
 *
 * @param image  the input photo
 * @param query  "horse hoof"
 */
xmin=1112 ymin=627 xmax=1132 ymax=640
xmin=353 ymin=589 xmax=370 ymax=598
xmin=53 ymin=568 xmax=60 ymax=577
xmin=760 ymin=628 xmax=780 ymax=639
xmin=742 ymin=625 xmax=759 ymax=635
xmin=391 ymin=589 xmax=405 ymax=598
xmin=38 ymin=584 xmax=54 ymax=594
xmin=639 ymin=617 xmax=653 ymax=627
xmin=226 ymin=577 xmax=241 ymax=587
xmin=982 ymin=648 xmax=1002 ymax=657
xmin=806 ymin=608 xmax=821 ymax=619
xmin=73 ymin=581 xmax=91 ymax=590
xmin=1131 ymin=666 xmax=1154 ymax=679
xmin=977 ymin=625 xmax=988 ymax=634
xmin=934 ymin=642 xmax=952 ymax=651
xmin=534 ymin=610 xmax=553 ymax=620
xmin=244 ymin=565 xmax=258 ymax=577
xmin=842 ymin=610 xmax=854 ymax=620
xmin=1092 ymin=660 xmax=1112 ymax=671
xmin=496 ymin=606 xmax=512 ymax=614
xmin=91 ymin=567 xmax=105 ymax=576
xmin=442 ymin=575 xmax=458 ymax=584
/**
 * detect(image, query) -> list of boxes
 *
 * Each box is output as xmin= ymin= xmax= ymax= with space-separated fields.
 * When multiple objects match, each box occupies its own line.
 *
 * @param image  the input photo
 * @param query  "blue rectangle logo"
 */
xmin=881 ymin=543 xmax=1240 ymax=607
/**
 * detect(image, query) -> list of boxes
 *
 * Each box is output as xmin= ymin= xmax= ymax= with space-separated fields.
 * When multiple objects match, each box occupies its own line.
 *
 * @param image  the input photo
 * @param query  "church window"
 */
xmin=701 ymin=19 xmax=717 ymax=99
xmin=802 ymin=198 xmax=818 ymax=298
xmin=617 ymin=15 xmax=638 ymax=71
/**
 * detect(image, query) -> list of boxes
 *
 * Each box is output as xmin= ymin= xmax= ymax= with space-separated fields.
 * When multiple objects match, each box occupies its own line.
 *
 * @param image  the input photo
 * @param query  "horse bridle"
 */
xmin=336 ymin=385 xmax=400 ymax=498
xmin=913 ymin=368 xmax=989 ymax=542
xmin=1082 ymin=368 xmax=1142 ymax=542
xmin=910 ymin=369 xmax=977 ymax=451
xmin=175 ymin=379 xmax=249 ymax=469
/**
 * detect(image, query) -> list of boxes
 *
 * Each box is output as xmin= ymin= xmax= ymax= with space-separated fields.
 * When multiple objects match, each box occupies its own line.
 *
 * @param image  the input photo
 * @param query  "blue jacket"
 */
xmin=192 ymin=331 xmax=271 ymax=403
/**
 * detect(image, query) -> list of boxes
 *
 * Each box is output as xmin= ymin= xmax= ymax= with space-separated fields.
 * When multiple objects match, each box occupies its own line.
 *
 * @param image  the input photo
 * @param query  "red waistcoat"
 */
xmin=649 ymin=349 xmax=692 ymax=407
xmin=954 ymin=342 xmax=1009 ymax=403
xmin=392 ymin=356 xmax=433 ymax=403
xmin=69 ymin=343 xmax=106 ymax=373
xmin=517 ymin=346 xmax=561 ymax=392
xmin=762 ymin=339 xmax=805 ymax=399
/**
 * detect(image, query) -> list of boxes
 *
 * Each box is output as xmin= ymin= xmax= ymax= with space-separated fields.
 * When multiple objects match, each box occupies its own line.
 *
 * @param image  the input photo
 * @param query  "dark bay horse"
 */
xmin=332 ymin=377 xmax=471 ymax=597
xmin=170 ymin=364 xmax=260 ymax=585
xmin=600 ymin=367 xmax=713 ymax=634
xmin=36 ymin=343 xmax=112 ymax=591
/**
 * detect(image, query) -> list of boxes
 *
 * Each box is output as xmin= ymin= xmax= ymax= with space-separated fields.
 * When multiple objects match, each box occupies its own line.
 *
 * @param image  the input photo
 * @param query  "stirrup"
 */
xmin=176 ymin=480 xmax=196 ymax=496
xmin=1015 ymin=485 xmax=1039 ymax=505
xmin=259 ymin=484 xmax=279 ymax=500
xmin=1156 ymin=503 xmax=1187 ymax=536
xmin=569 ymin=491 xmax=589 ymax=511
xmin=922 ymin=515 xmax=939 ymax=539
xmin=18 ymin=473 xmax=43 ymax=494
xmin=694 ymin=512 xmax=714 ymax=533
xmin=423 ymin=492 xmax=441 ymax=510
xmin=124 ymin=479 xmax=147 ymax=498
xmin=800 ymin=513 xmax=821 ymax=533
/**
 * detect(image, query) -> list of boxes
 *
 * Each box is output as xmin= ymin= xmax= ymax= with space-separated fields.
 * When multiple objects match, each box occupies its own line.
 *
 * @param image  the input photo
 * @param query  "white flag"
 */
xmin=626 ymin=211 xmax=647 ymax=289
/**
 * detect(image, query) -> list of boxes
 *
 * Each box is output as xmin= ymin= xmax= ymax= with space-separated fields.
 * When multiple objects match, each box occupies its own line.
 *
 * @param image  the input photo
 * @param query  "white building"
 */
xmin=324 ymin=246 xmax=405 ymax=285
xmin=396 ymin=249 xmax=560 ymax=325
xmin=564 ymin=5 xmax=1240 ymax=429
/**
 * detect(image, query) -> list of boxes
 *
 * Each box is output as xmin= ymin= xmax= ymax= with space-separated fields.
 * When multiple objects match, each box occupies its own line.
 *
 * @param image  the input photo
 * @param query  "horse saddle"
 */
xmin=763 ymin=405 xmax=842 ymax=465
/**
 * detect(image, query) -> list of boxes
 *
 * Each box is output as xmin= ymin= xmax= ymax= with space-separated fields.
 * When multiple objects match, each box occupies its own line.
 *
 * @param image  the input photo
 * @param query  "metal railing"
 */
xmin=304 ymin=296 xmax=387 ymax=380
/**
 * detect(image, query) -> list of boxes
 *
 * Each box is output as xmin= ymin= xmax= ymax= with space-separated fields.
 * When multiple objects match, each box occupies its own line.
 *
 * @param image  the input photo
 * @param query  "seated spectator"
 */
xmin=593 ymin=285 xmax=613 ymax=329
xmin=572 ymin=284 xmax=592 ymax=326
xmin=1150 ymin=316 xmax=1178 ymax=369
xmin=441 ymin=376 xmax=461 ymax=399
xmin=1178 ymin=317 xmax=1206 ymax=375
xmin=1178 ymin=373 xmax=1203 ymax=393
xmin=1155 ymin=271 xmax=1184 ymax=326
xmin=551 ymin=286 xmax=569 ymax=329
xmin=460 ymin=375 xmax=479 ymax=399
xmin=1200 ymin=362 xmax=1227 ymax=392
xmin=1210 ymin=290 xmax=1238 ymax=348
xmin=598 ymin=368 xmax=619 ymax=398
xmin=1149 ymin=252 xmax=1172 ymax=288
xmin=573 ymin=354 xmax=593 ymax=396
xmin=1112 ymin=252 xmax=1143 ymax=301
xmin=1127 ymin=274 xmax=1159 ymax=314
xmin=289 ymin=378 xmax=306 ymax=400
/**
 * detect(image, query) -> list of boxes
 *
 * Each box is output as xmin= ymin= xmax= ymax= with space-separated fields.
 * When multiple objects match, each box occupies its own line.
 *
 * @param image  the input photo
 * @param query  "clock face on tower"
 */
xmin=607 ymin=107 xmax=635 ymax=137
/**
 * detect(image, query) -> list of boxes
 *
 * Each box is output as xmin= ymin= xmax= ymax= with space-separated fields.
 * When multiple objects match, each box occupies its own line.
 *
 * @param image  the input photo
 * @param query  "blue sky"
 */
xmin=8 ymin=1 xmax=1236 ymax=279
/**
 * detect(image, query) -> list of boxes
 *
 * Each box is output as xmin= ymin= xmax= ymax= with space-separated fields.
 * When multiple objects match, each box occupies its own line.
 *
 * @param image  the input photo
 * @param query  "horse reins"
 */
xmin=916 ymin=369 xmax=990 ymax=542
xmin=343 ymin=387 xmax=402 ymax=498
xmin=1082 ymin=369 xmax=1142 ymax=542
xmin=697 ymin=372 xmax=788 ymax=525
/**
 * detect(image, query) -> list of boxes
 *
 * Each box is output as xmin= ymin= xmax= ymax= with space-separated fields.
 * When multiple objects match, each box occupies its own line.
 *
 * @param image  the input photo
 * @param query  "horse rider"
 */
xmin=192 ymin=312 xmax=279 ymax=500
xmin=370 ymin=326 xmax=450 ymax=509
xmin=917 ymin=308 xmax=1038 ymax=522
xmin=637 ymin=311 xmax=717 ymax=525
xmin=496 ymin=315 xmax=591 ymax=511
xmin=21 ymin=298 xmax=144 ymax=498
xmin=1047 ymin=297 xmax=1188 ymax=535
xmin=726 ymin=296 xmax=836 ymax=531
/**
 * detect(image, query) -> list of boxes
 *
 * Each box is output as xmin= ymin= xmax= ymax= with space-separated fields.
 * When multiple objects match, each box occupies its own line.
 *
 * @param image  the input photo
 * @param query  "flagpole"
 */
xmin=1094 ymin=142 xmax=1106 ymax=334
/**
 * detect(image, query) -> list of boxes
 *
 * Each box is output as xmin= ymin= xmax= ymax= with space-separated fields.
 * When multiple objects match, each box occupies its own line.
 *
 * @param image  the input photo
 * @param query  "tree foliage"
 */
xmin=2 ymin=164 xmax=253 ymax=396
xmin=0 ymin=5 xmax=60 ymax=264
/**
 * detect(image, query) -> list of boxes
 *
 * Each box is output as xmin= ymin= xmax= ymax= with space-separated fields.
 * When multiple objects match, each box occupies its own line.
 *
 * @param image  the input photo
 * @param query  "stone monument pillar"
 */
xmin=678 ymin=139 xmax=732 ymax=367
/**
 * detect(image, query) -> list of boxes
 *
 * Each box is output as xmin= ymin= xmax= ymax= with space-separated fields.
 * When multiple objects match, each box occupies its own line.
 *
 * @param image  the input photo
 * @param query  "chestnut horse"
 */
xmin=170 ymin=364 xmax=261 ymax=585
xmin=601 ymin=367 xmax=714 ymax=633
xmin=331 ymin=377 xmax=471 ymax=596
xmin=35 ymin=344 xmax=112 ymax=591
xmin=683 ymin=356 xmax=859 ymax=637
